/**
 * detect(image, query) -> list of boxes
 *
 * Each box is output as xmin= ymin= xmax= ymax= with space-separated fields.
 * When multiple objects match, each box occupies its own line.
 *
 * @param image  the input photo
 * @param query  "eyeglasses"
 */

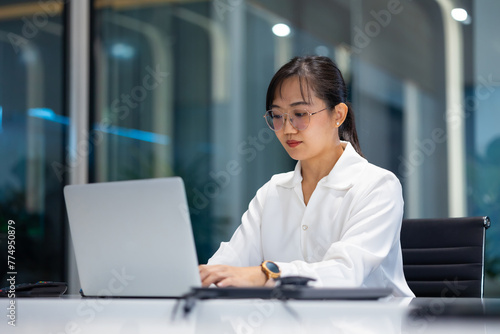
xmin=263 ymin=107 xmax=328 ymax=131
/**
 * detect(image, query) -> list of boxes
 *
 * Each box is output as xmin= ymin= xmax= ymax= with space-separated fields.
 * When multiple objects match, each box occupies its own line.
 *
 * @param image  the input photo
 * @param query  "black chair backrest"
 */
xmin=400 ymin=216 xmax=490 ymax=298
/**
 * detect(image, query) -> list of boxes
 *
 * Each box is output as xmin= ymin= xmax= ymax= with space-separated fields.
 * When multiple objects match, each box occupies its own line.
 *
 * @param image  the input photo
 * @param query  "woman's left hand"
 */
xmin=199 ymin=265 xmax=267 ymax=287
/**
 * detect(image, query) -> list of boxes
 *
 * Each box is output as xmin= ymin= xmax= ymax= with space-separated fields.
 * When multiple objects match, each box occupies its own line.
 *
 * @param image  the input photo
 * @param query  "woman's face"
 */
xmin=270 ymin=76 xmax=342 ymax=162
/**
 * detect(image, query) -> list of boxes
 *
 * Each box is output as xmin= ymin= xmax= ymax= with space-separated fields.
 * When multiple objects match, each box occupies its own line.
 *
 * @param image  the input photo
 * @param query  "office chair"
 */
xmin=400 ymin=216 xmax=491 ymax=298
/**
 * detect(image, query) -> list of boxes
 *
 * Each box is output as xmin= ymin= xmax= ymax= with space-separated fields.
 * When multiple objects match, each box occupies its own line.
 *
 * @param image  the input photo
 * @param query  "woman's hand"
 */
xmin=199 ymin=265 xmax=267 ymax=287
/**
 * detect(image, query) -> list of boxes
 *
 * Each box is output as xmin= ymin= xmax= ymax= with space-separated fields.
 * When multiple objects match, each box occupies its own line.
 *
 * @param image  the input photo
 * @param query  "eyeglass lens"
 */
xmin=265 ymin=110 xmax=309 ymax=131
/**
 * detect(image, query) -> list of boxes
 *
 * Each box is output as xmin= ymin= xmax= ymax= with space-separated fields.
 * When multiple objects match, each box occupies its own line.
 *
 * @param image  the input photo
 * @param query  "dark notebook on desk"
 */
xmin=191 ymin=286 xmax=392 ymax=300
xmin=190 ymin=276 xmax=392 ymax=300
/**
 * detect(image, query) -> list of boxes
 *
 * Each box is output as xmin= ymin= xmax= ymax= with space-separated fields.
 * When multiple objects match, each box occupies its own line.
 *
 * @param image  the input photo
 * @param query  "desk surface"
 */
xmin=2 ymin=296 xmax=499 ymax=333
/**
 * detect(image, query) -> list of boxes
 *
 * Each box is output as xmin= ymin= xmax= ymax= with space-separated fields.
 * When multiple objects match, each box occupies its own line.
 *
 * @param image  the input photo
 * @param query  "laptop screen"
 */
xmin=64 ymin=177 xmax=201 ymax=297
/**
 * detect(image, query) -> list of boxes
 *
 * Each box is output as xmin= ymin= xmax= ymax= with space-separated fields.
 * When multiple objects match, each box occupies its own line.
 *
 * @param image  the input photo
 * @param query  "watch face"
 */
xmin=265 ymin=261 xmax=280 ymax=274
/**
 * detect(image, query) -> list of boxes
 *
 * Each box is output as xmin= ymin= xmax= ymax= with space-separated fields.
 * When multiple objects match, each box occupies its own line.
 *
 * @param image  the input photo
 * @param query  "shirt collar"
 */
xmin=276 ymin=141 xmax=368 ymax=190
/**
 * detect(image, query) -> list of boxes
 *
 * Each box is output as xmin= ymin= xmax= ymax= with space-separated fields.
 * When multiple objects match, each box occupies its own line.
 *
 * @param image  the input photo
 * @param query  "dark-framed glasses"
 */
xmin=263 ymin=107 xmax=328 ymax=131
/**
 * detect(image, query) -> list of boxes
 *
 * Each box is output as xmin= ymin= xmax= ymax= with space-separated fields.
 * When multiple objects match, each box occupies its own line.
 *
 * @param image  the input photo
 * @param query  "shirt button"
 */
xmin=302 ymin=225 xmax=308 ymax=230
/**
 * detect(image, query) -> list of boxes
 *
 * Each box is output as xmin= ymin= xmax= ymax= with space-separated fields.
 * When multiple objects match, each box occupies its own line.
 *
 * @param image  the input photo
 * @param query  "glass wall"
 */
xmin=471 ymin=1 xmax=500 ymax=282
xmin=1 ymin=0 xmax=499 ymax=296
xmin=0 ymin=0 xmax=66 ymax=283
xmin=89 ymin=0 xmax=500 ymax=295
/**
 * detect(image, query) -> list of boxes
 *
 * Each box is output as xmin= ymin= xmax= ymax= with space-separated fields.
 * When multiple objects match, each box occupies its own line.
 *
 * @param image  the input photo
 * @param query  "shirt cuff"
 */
xmin=274 ymin=261 xmax=299 ymax=277
xmin=274 ymin=261 xmax=322 ymax=286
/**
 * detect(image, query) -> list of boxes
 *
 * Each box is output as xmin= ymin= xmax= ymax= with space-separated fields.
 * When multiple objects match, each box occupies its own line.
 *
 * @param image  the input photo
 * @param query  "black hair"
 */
xmin=266 ymin=55 xmax=363 ymax=156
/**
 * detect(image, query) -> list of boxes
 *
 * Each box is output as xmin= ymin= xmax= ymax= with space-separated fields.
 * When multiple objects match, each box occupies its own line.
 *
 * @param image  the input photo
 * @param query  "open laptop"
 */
xmin=65 ymin=177 xmax=392 ymax=300
xmin=64 ymin=177 xmax=201 ymax=297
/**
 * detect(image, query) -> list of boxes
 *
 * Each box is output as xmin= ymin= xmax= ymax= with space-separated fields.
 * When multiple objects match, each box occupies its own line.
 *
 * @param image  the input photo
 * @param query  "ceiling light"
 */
xmin=451 ymin=8 xmax=468 ymax=22
xmin=272 ymin=23 xmax=291 ymax=37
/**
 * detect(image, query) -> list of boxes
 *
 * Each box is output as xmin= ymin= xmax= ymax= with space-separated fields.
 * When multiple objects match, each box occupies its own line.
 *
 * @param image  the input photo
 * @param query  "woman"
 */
xmin=199 ymin=56 xmax=414 ymax=297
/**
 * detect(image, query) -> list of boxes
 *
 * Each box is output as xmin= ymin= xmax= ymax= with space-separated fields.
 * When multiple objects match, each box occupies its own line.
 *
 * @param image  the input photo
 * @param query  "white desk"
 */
xmin=1 ymin=296 xmax=499 ymax=333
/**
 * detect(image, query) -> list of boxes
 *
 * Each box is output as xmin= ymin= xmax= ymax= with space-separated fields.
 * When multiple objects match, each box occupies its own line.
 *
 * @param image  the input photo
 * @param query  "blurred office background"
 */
xmin=0 ymin=0 xmax=499 ymax=295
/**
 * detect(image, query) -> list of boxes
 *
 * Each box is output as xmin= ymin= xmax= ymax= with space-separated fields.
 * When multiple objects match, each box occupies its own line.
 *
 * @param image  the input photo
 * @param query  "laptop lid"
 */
xmin=64 ymin=177 xmax=201 ymax=297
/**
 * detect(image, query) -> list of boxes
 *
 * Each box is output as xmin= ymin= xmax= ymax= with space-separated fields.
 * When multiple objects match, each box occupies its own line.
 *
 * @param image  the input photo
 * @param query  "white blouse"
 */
xmin=208 ymin=141 xmax=415 ymax=297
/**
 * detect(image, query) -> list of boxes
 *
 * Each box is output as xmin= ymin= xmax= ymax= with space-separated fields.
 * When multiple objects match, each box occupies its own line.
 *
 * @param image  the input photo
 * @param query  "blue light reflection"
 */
xmin=28 ymin=108 xmax=169 ymax=145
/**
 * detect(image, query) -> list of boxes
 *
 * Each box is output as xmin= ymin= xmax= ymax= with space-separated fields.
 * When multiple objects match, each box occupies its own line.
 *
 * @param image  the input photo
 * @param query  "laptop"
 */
xmin=64 ymin=177 xmax=201 ymax=298
xmin=65 ymin=177 xmax=392 ymax=300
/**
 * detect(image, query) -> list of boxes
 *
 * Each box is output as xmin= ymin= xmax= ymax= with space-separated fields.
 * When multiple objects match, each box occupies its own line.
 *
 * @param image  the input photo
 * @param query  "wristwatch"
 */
xmin=261 ymin=260 xmax=281 ymax=280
